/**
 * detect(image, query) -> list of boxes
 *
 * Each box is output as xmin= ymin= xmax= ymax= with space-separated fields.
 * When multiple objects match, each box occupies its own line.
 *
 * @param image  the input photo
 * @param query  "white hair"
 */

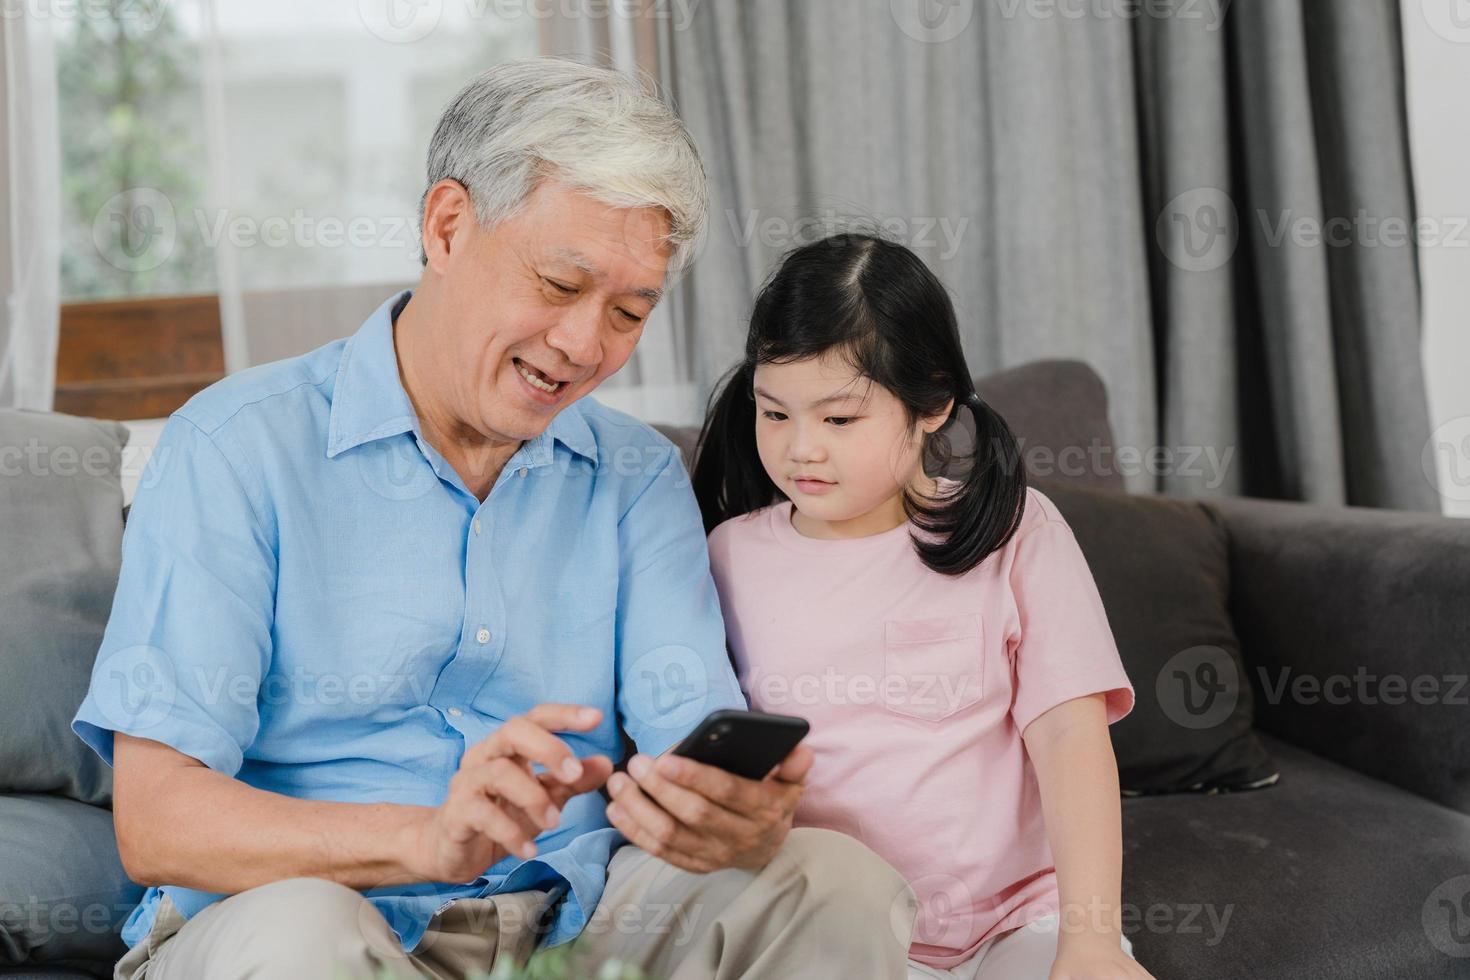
xmin=419 ymin=57 xmax=708 ymax=280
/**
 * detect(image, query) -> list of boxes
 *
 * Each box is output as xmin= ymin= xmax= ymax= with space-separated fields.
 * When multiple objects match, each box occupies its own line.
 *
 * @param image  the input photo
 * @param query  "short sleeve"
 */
xmin=614 ymin=445 xmax=747 ymax=758
xmin=72 ymin=414 xmax=277 ymax=775
xmin=1008 ymin=517 xmax=1135 ymax=738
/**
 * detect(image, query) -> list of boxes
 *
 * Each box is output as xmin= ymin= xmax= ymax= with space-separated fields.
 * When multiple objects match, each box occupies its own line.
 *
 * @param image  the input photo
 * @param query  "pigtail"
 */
xmin=908 ymin=390 xmax=1028 ymax=576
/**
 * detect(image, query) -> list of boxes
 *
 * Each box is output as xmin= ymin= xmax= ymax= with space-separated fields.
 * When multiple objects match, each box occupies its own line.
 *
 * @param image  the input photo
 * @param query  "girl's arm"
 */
xmin=1024 ymin=693 xmax=1154 ymax=977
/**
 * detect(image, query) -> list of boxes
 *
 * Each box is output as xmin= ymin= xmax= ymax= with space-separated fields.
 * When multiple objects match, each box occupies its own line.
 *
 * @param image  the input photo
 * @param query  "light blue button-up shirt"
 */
xmin=73 ymin=289 xmax=746 ymax=952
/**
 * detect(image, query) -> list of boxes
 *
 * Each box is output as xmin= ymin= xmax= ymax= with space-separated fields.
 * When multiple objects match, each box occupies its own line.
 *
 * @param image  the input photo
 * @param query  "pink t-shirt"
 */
xmin=707 ymin=487 xmax=1135 ymax=969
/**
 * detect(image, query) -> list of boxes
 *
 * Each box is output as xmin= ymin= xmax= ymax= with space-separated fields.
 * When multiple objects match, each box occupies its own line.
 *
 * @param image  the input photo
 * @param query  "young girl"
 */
xmin=694 ymin=235 xmax=1153 ymax=980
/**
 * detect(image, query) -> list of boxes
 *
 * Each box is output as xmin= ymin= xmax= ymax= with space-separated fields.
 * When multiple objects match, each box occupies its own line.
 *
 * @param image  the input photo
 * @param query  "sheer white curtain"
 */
xmin=186 ymin=1 xmax=702 ymax=426
xmin=189 ymin=0 xmax=536 ymax=372
xmin=0 ymin=10 xmax=61 ymax=410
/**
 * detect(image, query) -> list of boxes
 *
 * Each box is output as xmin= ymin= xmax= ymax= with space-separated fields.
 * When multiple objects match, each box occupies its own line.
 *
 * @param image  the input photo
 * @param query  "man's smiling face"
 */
xmin=429 ymin=178 xmax=672 ymax=446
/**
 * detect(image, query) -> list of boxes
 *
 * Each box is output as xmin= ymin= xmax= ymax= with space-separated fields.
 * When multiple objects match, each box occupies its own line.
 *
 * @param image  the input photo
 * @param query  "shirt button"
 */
xmin=517 ymin=467 xmax=528 ymax=478
xmin=447 ymin=707 xmax=463 ymax=718
xmin=476 ymin=628 xmax=490 ymax=644
xmin=472 ymin=519 xmax=482 ymax=536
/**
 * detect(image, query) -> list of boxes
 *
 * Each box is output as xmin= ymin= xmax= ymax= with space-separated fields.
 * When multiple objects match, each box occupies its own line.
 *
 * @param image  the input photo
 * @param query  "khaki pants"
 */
xmin=115 ymin=828 xmax=918 ymax=979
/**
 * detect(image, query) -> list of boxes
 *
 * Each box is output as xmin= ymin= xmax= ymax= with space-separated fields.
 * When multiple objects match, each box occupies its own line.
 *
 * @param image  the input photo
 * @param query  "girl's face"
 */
xmin=752 ymin=353 xmax=951 ymax=538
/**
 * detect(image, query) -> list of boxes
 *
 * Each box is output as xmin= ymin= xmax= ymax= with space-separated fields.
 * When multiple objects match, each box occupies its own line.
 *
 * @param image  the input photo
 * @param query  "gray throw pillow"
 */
xmin=0 ymin=409 xmax=127 ymax=806
xmin=1034 ymin=479 xmax=1278 ymax=794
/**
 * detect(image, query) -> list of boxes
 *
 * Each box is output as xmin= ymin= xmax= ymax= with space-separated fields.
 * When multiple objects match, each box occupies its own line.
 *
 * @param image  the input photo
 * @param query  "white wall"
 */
xmin=1402 ymin=0 xmax=1470 ymax=518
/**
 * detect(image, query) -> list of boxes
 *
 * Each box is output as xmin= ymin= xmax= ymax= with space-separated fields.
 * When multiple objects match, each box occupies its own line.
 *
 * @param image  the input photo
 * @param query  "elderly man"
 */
xmin=72 ymin=58 xmax=914 ymax=979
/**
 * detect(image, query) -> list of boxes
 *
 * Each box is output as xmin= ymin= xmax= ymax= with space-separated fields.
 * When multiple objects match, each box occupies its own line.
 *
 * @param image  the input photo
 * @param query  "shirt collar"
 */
xmin=326 ymin=289 xmax=599 ymax=466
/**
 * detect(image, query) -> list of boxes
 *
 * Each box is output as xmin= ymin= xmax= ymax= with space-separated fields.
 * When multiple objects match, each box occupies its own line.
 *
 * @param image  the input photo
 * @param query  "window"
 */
xmin=54 ymin=0 xmax=537 ymax=418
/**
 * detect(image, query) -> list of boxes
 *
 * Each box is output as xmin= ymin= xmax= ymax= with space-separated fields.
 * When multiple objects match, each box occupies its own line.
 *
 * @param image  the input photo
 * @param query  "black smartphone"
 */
xmin=670 ymin=709 xmax=810 ymax=781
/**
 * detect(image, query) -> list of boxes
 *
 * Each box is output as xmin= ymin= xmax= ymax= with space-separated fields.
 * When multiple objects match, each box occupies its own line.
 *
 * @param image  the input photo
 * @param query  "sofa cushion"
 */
xmin=1035 ymin=479 xmax=1276 ymax=794
xmin=1122 ymin=733 xmax=1470 ymax=980
xmin=0 ymin=410 xmax=127 ymax=806
xmin=0 ymin=794 xmax=142 ymax=971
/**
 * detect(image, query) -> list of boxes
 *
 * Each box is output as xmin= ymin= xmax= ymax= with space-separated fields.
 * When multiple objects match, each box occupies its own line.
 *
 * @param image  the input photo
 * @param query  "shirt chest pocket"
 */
xmin=882 ymin=614 xmax=984 ymax=722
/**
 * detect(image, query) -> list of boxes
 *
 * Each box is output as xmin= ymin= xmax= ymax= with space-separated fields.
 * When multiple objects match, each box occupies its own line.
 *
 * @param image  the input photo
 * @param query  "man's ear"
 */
xmin=420 ymin=179 xmax=474 ymax=273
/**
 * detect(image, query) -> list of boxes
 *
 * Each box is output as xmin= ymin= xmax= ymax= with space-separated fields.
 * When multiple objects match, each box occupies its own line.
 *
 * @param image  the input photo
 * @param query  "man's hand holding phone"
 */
xmin=604 ymin=710 xmax=813 ymax=874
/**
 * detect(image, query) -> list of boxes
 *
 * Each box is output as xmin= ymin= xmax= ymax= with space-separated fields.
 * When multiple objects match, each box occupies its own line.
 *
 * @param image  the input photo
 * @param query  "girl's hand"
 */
xmin=1048 ymin=934 xmax=1156 ymax=980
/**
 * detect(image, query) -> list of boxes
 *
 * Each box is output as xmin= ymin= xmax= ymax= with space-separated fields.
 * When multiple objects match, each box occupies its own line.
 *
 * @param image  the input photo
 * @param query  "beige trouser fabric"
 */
xmin=114 ymin=828 xmax=918 ymax=979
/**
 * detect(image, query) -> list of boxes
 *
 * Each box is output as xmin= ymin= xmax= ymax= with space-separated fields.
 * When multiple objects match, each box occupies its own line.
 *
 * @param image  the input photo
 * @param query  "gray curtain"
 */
xmin=667 ymin=0 xmax=1435 ymax=510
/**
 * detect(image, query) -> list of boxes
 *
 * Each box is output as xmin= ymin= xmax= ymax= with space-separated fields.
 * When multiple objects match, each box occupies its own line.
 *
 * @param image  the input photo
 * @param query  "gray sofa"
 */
xmin=3 ymin=360 xmax=1468 ymax=979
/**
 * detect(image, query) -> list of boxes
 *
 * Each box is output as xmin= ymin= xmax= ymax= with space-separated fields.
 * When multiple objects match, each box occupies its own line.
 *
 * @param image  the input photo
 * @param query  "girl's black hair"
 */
xmin=692 ymin=233 xmax=1027 ymax=576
